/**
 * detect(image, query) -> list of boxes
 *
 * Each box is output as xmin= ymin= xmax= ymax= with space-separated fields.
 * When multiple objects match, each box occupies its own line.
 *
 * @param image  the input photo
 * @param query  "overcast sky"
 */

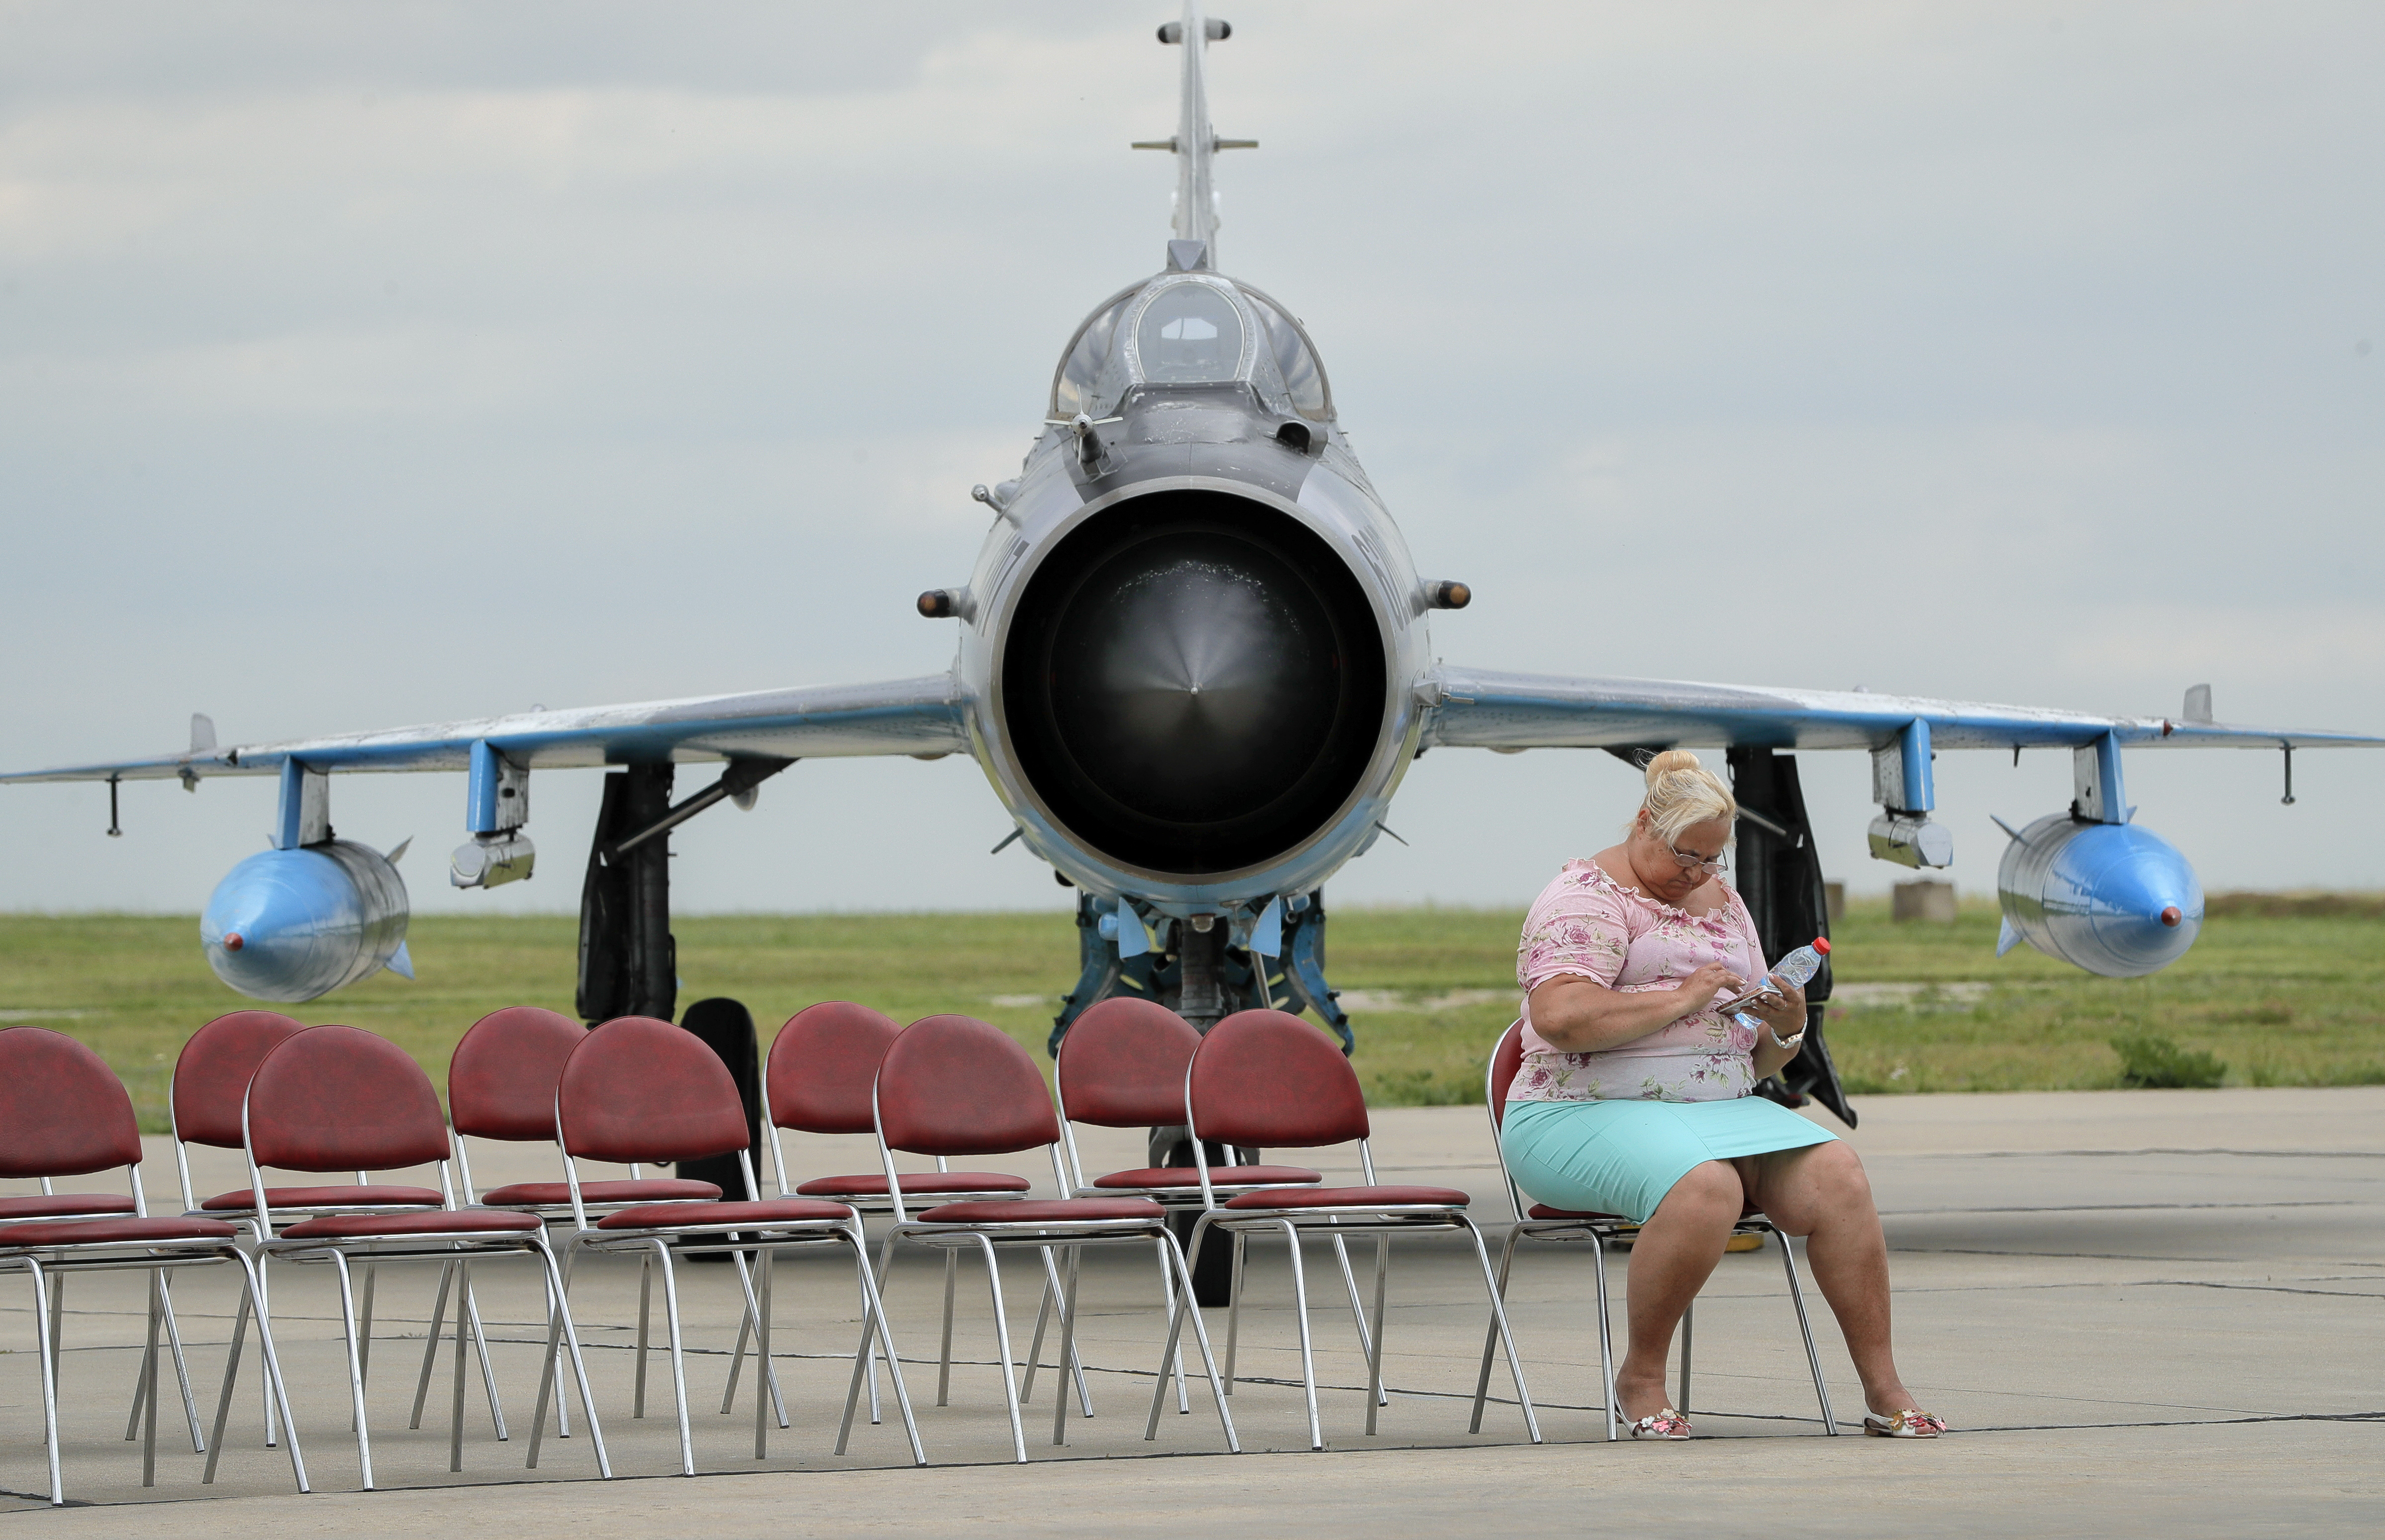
xmin=3 ymin=0 xmax=2379 ymax=924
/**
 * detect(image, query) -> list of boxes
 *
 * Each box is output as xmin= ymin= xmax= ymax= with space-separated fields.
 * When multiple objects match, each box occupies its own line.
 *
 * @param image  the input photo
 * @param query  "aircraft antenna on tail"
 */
xmin=1137 ymin=2 xmax=1253 ymax=262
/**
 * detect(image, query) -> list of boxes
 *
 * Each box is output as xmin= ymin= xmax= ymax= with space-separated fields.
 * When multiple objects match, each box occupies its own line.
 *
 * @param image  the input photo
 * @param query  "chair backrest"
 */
xmin=875 ymin=1015 xmax=1059 ymax=1158
xmin=0 ymin=1028 xmax=143 ymax=1179
xmin=172 ymin=1010 xmax=308 ymax=1149
xmin=1487 ymin=1019 xmax=1527 ymax=1127
xmin=765 ymin=1002 xmax=902 ymax=1135
xmin=558 ymin=1016 xmax=749 ymax=1165
xmin=449 ymin=1006 xmax=587 ymax=1141
xmin=1187 ymin=1009 xmax=1369 ymax=1151
xmin=1054 ymin=997 xmax=1202 ymax=1129
xmin=1484 ymin=1020 xmax=1529 ymax=1220
xmin=245 ymin=1026 xmax=451 ymax=1174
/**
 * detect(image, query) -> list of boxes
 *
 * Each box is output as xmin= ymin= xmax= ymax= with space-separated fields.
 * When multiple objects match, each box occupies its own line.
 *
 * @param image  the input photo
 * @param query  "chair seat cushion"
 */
xmin=200 ymin=1184 xmax=445 ymax=1212
xmin=915 ymin=1197 xmax=1165 ymax=1225
xmin=1527 ymin=1204 xmax=1628 ymax=1222
xmin=480 ymin=1178 xmax=722 ymax=1207
xmin=596 ymin=1198 xmax=854 ymax=1230
xmin=0 ymin=1192 xmax=138 ymax=1220
xmin=1 ymin=1216 xmax=241 ymax=1248
xmin=794 ymin=1171 xmax=1032 ymax=1198
xmin=279 ymin=1209 xmax=545 ymax=1240
xmin=1222 ymin=1184 xmax=1470 ymax=1211
xmin=1092 ymin=1164 xmax=1323 ymax=1189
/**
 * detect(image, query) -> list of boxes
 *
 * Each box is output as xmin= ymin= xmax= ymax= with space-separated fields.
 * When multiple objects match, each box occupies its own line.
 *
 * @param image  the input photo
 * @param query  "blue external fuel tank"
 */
xmin=1993 ymin=814 xmax=2203 ymax=978
xmin=199 ymin=839 xmax=412 ymax=1002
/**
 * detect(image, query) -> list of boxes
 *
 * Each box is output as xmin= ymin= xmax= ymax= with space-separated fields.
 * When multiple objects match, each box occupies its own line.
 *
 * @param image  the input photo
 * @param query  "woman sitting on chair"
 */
xmin=1499 ymin=749 xmax=1943 ymax=1441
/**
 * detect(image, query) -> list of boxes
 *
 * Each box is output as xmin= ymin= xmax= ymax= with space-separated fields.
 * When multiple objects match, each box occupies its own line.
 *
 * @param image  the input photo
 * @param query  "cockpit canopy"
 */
xmin=1050 ymin=272 xmax=1332 ymax=424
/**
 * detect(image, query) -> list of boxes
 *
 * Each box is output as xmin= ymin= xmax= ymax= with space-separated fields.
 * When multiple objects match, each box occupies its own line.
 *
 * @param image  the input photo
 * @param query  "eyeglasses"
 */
xmin=1666 ymin=844 xmax=1729 ymax=876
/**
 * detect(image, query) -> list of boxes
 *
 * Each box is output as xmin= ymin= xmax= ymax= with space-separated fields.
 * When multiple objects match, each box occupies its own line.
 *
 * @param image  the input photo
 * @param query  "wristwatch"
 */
xmin=1766 ymin=1022 xmax=1806 ymax=1053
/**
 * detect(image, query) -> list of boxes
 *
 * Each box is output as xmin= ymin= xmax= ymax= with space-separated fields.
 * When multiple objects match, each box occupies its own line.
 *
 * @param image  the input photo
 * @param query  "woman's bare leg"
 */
xmin=1742 ymin=1142 xmax=1919 ymax=1415
xmin=1614 ymin=1160 xmax=1742 ymax=1423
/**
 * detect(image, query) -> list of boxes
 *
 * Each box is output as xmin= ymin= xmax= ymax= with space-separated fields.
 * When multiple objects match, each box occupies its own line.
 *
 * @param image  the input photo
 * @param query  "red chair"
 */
xmin=0 ymin=1027 xmax=304 ymax=1506
xmin=419 ymin=1006 xmax=738 ymax=1439
xmin=241 ymin=1025 xmax=609 ymax=1489
xmin=872 ymin=1014 xmax=1237 ymax=1462
xmin=1467 ymin=1019 xmax=1839 ymax=1440
xmin=1048 ymin=996 xmax=1329 ymax=1415
xmin=549 ymin=1015 xmax=923 ymax=1474
xmin=761 ymin=1000 xmax=1034 ymax=1417
xmin=1172 ymin=1009 xmax=1540 ymax=1449
xmin=166 ymin=1009 xmax=453 ymax=1448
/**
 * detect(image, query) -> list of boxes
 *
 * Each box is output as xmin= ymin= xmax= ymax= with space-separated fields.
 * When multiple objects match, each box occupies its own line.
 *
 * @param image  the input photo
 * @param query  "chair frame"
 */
xmin=543 ymin=1016 xmax=926 ymax=1475
xmin=421 ymin=1006 xmax=780 ymax=1442
xmin=1170 ymin=1010 xmax=1542 ymax=1451
xmin=1465 ymin=1018 xmax=1840 ymax=1440
xmin=869 ymin=1015 xmax=1239 ymax=1464
xmin=163 ymin=1011 xmax=466 ymax=1453
xmin=0 ymin=1027 xmax=307 ymax=1507
xmin=236 ymin=1026 xmax=611 ymax=1489
xmin=758 ymin=1002 xmax=1035 ymax=1422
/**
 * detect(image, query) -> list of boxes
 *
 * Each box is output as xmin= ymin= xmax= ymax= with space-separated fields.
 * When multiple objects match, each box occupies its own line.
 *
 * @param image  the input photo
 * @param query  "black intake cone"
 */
xmin=1003 ymin=490 xmax=1386 ymax=875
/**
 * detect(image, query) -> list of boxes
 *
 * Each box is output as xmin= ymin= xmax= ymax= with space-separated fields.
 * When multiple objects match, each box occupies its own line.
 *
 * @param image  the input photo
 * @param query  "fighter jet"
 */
xmin=6 ymin=3 xmax=2377 ymax=1127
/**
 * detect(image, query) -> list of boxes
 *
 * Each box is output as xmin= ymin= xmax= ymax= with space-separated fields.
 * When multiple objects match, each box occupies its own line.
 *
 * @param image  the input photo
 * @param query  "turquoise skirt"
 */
xmin=1501 ymin=1096 xmax=1838 ymax=1224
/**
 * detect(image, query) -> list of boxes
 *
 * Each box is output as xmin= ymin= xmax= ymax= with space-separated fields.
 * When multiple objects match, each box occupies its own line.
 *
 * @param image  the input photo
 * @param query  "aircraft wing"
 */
xmin=1421 ymin=667 xmax=2385 ymax=754
xmin=0 ymin=673 xmax=971 ymax=784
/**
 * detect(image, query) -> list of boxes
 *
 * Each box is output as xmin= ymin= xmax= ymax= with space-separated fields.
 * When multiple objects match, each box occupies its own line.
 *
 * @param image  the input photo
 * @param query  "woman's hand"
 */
xmin=1746 ymin=974 xmax=1808 ymax=1078
xmin=1528 ymin=962 xmax=1744 ymax=1054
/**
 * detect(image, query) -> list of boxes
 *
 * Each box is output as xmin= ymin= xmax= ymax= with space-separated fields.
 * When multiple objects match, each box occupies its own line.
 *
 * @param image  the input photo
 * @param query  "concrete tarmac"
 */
xmin=3 ymin=1086 xmax=2379 ymax=1536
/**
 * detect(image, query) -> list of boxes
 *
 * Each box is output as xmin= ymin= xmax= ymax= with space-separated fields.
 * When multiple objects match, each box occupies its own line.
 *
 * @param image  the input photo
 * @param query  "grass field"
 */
xmin=3 ymin=896 xmax=2382 ymax=1130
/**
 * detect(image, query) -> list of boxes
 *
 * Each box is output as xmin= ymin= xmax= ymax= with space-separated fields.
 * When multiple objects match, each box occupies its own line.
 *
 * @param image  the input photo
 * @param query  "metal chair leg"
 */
xmin=449 ymin=1260 xmax=471 ymax=1472
xmin=461 ymin=1276 xmax=508 ymax=1440
xmin=1468 ymin=1223 xmax=1525 ymax=1433
xmin=327 ymin=1251 xmax=375 ymax=1489
xmin=1592 ymin=1234 xmax=1618 ymax=1441
xmin=1156 ymin=1237 xmax=1190 ymax=1413
xmin=1328 ymin=1230 xmax=1386 ymax=1407
xmin=25 ymin=1262 xmax=63 ymax=1505
xmin=1051 ymin=1244 xmax=1083 ymax=1447
xmin=724 ymin=1250 xmax=789 ymax=1429
xmin=972 ymin=1235 xmax=1028 ymax=1464
xmin=1277 ymin=1221 xmax=1323 ymax=1450
xmin=526 ymin=1239 xmax=610 ymax=1477
xmin=834 ymin=1223 xmax=925 ymax=1464
xmin=125 ymin=1270 xmax=205 ymax=1454
xmin=141 ymin=1271 xmax=162 ymax=1486
xmin=938 ymin=1248 xmax=959 ymax=1408
xmin=1021 ymin=1251 xmax=1055 ymax=1404
xmin=1223 ymin=1230 xmax=1247 ymax=1393
xmin=1140 ymin=1228 xmax=1239 ymax=1452
xmin=1680 ymin=1297 xmax=1693 ymax=1416
xmin=1362 ymin=1237 xmax=1391 ymax=1436
xmin=1461 ymin=1217 xmax=1541 ymax=1443
xmin=204 ymin=1251 xmax=309 ymax=1494
xmin=650 ymin=1241 xmax=696 ymax=1476
xmin=410 ymin=1260 xmax=456 ymax=1430
xmin=355 ymin=1262 xmax=377 ymax=1400
xmin=633 ymin=1253 xmax=652 ymax=1419
xmin=753 ymin=1249 xmax=775 ymax=1459
xmin=1778 ymin=1228 xmax=1840 ymax=1434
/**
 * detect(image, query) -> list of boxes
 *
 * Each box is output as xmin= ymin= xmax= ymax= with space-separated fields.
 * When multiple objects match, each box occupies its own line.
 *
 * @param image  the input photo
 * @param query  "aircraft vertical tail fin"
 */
xmin=1137 ymin=3 xmax=1253 ymax=262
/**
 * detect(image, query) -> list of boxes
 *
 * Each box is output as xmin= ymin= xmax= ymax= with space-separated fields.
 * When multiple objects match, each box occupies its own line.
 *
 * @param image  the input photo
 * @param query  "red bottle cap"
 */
xmin=1812 ymin=937 xmax=1831 ymax=955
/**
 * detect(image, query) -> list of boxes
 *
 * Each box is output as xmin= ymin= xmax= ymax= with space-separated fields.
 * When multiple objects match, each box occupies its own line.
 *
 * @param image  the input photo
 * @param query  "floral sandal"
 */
xmin=1863 ymin=1408 xmax=1947 ymax=1439
xmin=1627 ymin=1407 xmax=1692 ymax=1440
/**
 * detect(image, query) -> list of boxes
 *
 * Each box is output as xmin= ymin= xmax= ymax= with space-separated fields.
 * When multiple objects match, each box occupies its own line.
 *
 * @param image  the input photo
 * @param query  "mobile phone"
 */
xmin=1716 ymin=984 xmax=1782 ymax=1016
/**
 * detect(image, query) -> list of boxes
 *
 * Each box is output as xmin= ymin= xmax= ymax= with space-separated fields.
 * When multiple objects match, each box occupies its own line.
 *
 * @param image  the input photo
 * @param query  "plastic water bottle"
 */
xmin=1731 ymin=937 xmax=1830 ymax=1031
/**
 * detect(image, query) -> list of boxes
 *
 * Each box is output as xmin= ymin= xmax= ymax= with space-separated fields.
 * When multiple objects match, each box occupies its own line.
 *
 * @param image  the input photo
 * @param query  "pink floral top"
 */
xmin=1510 ymin=859 xmax=1768 ymax=1103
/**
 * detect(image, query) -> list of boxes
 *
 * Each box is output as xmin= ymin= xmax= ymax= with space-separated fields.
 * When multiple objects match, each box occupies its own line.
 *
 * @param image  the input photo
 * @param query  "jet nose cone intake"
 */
xmin=1062 ymin=544 xmax=1331 ymax=824
xmin=1003 ymin=489 xmax=1388 ymax=875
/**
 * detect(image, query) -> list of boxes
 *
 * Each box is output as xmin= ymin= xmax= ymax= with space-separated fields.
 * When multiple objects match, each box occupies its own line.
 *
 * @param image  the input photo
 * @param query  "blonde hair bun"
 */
xmin=1637 ymin=748 xmax=1738 ymax=845
xmin=1644 ymin=748 xmax=1704 ymax=784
